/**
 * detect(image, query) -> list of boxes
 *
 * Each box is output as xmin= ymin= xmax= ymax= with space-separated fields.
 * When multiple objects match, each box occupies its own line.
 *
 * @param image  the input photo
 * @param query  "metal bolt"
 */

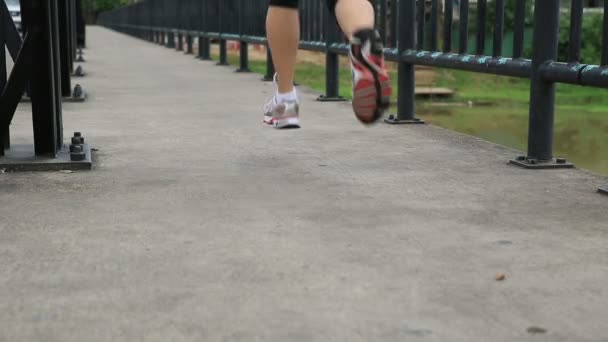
xmin=74 ymin=132 xmax=82 ymax=138
xmin=71 ymin=137 xmax=82 ymax=145
xmin=516 ymin=155 xmax=526 ymax=161
xmin=556 ymin=158 xmax=567 ymax=164
xmin=70 ymin=144 xmax=85 ymax=161
xmin=76 ymin=49 xmax=85 ymax=62
xmin=388 ymin=114 xmax=395 ymax=120
xmin=71 ymin=152 xmax=86 ymax=162
xmin=527 ymin=159 xmax=538 ymax=165
xmin=73 ymin=85 xmax=83 ymax=98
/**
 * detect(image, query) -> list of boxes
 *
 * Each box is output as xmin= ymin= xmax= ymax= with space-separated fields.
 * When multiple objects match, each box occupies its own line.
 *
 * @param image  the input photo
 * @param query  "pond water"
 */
xmin=417 ymin=102 xmax=608 ymax=175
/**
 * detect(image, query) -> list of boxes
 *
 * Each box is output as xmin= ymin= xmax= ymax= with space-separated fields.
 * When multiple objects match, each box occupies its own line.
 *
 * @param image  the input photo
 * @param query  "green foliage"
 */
xmin=84 ymin=0 xmax=130 ymax=13
xmin=558 ymin=13 xmax=604 ymax=64
xmin=82 ymin=0 xmax=130 ymax=22
xmin=486 ymin=0 xmax=534 ymax=32
xmin=469 ymin=0 xmax=534 ymax=34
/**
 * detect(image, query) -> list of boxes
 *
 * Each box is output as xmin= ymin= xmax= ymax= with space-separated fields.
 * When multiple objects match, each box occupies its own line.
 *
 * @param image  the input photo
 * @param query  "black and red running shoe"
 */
xmin=349 ymin=29 xmax=393 ymax=124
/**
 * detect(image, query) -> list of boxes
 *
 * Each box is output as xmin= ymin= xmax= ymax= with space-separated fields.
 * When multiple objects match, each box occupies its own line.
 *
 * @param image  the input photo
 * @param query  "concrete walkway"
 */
xmin=1 ymin=27 xmax=607 ymax=342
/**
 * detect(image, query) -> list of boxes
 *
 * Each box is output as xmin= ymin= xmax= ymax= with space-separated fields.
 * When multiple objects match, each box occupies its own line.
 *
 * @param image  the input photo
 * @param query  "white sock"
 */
xmin=275 ymin=88 xmax=298 ymax=104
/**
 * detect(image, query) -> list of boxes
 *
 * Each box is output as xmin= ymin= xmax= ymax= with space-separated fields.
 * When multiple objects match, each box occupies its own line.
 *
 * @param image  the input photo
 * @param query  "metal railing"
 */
xmin=1 ymin=0 xmax=86 ymax=159
xmin=98 ymin=0 xmax=608 ymax=192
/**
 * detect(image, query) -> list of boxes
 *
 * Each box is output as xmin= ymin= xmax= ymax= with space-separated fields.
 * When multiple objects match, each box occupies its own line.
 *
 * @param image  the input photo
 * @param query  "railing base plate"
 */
xmin=509 ymin=156 xmax=574 ymax=169
xmin=384 ymin=115 xmax=425 ymax=125
xmin=235 ymin=68 xmax=251 ymax=73
xmin=0 ymin=143 xmax=92 ymax=172
xmin=21 ymin=90 xmax=87 ymax=103
xmin=317 ymin=95 xmax=347 ymax=102
xmin=598 ymin=185 xmax=608 ymax=195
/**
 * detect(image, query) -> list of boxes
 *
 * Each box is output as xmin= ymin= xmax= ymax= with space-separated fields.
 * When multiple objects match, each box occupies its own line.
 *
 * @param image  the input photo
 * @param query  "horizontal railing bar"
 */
xmin=541 ymin=62 xmax=608 ymax=88
xmin=300 ymin=41 xmax=328 ymax=52
xmin=327 ymin=43 xmax=349 ymax=54
xmin=402 ymin=50 xmax=532 ymax=78
xmin=240 ymin=36 xmax=267 ymax=44
xmin=384 ymin=49 xmax=400 ymax=62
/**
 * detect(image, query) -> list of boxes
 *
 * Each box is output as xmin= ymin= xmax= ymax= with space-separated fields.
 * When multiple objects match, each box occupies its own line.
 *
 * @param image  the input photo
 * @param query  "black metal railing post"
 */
xmin=21 ymin=0 xmax=63 ymax=156
xmin=430 ymin=0 xmax=438 ymax=51
xmin=1 ymin=5 xmax=7 ymax=155
xmin=167 ymin=29 xmax=175 ymax=48
xmin=65 ymin=0 xmax=74 ymax=72
xmin=69 ymin=0 xmax=77 ymax=63
xmin=186 ymin=34 xmax=193 ymax=54
xmin=476 ymin=0 xmax=487 ymax=55
xmin=236 ymin=0 xmax=250 ymax=73
xmin=512 ymin=0 xmax=525 ymax=58
xmin=390 ymin=0 xmax=398 ymax=48
xmin=76 ymin=0 xmax=85 ymax=48
xmin=379 ymin=0 xmax=387 ymax=45
xmin=58 ymin=0 xmax=72 ymax=97
xmin=493 ymin=0 xmax=504 ymax=57
xmin=175 ymin=1 xmax=183 ymax=51
xmin=459 ymin=0 xmax=469 ymax=54
xmin=416 ymin=0 xmax=425 ymax=50
xmin=185 ymin=0 xmax=194 ymax=54
xmin=602 ymin=0 xmax=608 ymax=66
xmin=51 ymin=0 xmax=64 ymax=147
xmin=569 ymin=0 xmax=583 ymax=63
xmin=317 ymin=9 xmax=345 ymax=101
xmin=263 ymin=48 xmax=275 ymax=82
xmin=197 ymin=5 xmax=210 ymax=61
xmin=510 ymin=0 xmax=571 ymax=169
xmin=166 ymin=0 xmax=175 ymax=49
xmin=1 ymin=129 xmax=8 ymax=155
xmin=177 ymin=32 xmax=183 ymax=51
xmin=385 ymin=0 xmax=423 ymax=124
xmin=217 ymin=0 xmax=228 ymax=66
xmin=444 ymin=0 xmax=453 ymax=52
xmin=200 ymin=36 xmax=211 ymax=60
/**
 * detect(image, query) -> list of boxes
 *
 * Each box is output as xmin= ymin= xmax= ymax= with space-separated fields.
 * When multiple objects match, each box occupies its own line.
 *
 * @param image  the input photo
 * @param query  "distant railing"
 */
xmin=98 ymin=0 xmax=608 ymax=193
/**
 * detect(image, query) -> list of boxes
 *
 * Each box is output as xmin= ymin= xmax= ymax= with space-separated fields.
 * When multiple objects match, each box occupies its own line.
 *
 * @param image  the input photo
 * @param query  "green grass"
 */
xmin=436 ymin=69 xmax=608 ymax=109
xmin=216 ymin=52 xmax=608 ymax=175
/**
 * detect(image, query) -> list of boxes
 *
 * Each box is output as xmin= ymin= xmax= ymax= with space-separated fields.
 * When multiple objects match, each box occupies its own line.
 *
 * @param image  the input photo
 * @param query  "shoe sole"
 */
xmin=272 ymin=116 xmax=300 ymax=129
xmin=351 ymin=46 xmax=393 ymax=124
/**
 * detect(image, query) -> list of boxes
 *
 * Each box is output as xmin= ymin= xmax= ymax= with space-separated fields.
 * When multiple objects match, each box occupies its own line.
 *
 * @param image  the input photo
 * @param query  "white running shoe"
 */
xmin=263 ymin=74 xmax=300 ymax=129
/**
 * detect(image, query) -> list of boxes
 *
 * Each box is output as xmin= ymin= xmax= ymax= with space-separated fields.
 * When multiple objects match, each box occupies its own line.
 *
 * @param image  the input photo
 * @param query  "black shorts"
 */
xmin=269 ymin=0 xmax=338 ymax=14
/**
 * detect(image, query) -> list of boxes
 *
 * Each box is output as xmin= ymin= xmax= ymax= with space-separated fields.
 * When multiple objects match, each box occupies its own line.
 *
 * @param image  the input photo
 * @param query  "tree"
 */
xmin=486 ymin=0 xmax=534 ymax=33
xmin=82 ymin=0 xmax=130 ymax=23
xmin=558 ymin=13 xmax=604 ymax=64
